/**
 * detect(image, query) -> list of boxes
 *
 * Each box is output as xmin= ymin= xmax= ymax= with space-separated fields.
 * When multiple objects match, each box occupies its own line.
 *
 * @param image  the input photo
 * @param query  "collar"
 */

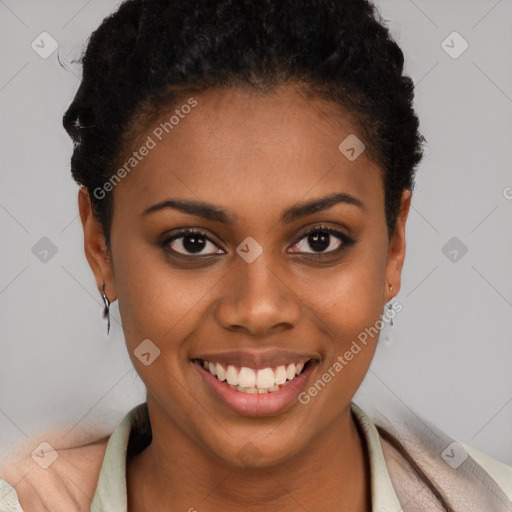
xmin=90 ymin=402 xmax=402 ymax=512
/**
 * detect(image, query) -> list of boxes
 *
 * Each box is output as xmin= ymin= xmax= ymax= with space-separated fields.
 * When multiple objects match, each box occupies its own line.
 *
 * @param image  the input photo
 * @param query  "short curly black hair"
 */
xmin=63 ymin=0 xmax=426 ymax=251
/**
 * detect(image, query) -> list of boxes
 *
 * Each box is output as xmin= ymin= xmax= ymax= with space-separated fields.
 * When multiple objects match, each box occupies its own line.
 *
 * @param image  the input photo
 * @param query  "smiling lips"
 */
xmin=198 ymin=359 xmax=309 ymax=394
xmin=193 ymin=350 xmax=318 ymax=416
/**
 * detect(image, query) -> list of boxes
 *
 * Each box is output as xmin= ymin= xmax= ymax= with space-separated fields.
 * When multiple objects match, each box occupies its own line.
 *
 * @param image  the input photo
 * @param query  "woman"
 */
xmin=1 ymin=0 xmax=511 ymax=510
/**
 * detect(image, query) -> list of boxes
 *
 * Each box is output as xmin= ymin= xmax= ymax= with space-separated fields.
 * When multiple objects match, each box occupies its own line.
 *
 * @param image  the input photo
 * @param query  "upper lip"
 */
xmin=193 ymin=348 xmax=319 ymax=369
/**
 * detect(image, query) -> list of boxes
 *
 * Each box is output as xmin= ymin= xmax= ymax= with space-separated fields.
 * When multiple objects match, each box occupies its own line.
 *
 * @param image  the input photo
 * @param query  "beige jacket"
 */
xmin=1 ymin=401 xmax=511 ymax=511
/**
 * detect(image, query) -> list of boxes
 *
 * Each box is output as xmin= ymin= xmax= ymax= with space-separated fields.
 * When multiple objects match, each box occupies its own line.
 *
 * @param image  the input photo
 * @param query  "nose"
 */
xmin=214 ymin=252 xmax=302 ymax=337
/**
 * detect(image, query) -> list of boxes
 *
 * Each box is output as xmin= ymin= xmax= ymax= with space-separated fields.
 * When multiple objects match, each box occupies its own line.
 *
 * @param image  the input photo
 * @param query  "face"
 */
xmin=79 ymin=85 xmax=410 ymax=468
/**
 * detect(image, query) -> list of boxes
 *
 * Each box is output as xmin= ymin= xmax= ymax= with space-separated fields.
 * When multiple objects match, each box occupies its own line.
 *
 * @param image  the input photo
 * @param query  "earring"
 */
xmin=388 ymin=284 xmax=394 ymax=326
xmin=101 ymin=282 xmax=111 ymax=335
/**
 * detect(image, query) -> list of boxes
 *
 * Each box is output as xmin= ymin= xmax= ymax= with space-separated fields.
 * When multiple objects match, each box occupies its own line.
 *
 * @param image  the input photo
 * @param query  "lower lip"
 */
xmin=193 ymin=359 xmax=317 ymax=417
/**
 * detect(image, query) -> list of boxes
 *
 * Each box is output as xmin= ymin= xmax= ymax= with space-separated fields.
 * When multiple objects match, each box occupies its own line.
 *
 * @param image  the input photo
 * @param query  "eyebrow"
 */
xmin=141 ymin=192 xmax=364 ymax=224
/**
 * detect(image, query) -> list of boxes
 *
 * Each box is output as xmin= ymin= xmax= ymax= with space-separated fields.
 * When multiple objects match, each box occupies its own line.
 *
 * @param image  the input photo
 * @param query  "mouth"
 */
xmin=192 ymin=355 xmax=319 ymax=416
xmin=195 ymin=358 xmax=314 ymax=394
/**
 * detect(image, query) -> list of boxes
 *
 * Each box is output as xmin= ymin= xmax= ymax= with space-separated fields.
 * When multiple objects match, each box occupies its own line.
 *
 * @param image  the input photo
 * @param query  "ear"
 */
xmin=384 ymin=189 xmax=412 ymax=302
xmin=78 ymin=186 xmax=117 ymax=301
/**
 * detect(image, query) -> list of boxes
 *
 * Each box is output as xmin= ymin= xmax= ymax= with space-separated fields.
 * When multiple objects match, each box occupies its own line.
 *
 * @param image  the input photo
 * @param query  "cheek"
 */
xmin=300 ymin=251 xmax=386 ymax=338
xmin=300 ymin=256 xmax=387 ymax=399
xmin=295 ymin=257 xmax=386 ymax=405
xmin=112 ymin=239 xmax=220 ymax=352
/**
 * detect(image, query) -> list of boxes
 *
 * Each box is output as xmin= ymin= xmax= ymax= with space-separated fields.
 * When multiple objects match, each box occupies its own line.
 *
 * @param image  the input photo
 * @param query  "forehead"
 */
xmin=112 ymin=86 xmax=384 ymax=218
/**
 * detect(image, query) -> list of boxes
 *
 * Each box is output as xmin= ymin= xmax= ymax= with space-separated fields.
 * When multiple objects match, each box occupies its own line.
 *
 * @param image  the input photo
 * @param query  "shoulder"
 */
xmin=0 ymin=437 xmax=110 ymax=512
xmin=460 ymin=441 xmax=512 ymax=501
xmin=355 ymin=400 xmax=512 ymax=507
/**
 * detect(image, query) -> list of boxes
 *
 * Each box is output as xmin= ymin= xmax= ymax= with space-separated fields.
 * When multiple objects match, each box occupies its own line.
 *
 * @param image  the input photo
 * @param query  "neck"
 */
xmin=126 ymin=404 xmax=371 ymax=512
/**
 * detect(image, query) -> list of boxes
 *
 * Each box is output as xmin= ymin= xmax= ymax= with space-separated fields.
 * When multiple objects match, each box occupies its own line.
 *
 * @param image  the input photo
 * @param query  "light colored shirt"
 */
xmin=1 ymin=402 xmax=511 ymax=511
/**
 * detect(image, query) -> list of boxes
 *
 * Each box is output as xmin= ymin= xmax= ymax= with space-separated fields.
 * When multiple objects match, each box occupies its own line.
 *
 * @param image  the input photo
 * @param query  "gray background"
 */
xmin=1 ymin=0 xmax=511 ymax=465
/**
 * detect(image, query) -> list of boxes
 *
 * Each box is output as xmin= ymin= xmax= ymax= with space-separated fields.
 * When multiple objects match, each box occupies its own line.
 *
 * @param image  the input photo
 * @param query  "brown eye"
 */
xmin=289 ymin=226 xmax=355 ymax=255
xmin=163 ymin=229 xmax=224 ymax=256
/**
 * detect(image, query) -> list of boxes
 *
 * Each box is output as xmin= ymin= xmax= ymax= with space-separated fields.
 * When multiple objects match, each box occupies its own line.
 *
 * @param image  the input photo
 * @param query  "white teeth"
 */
xmin=256 ymin=367 xmax=275 ymax=388
xmin=216 ymin=363 xmax=226 ymax=381
xmin=238 ymin=367 xmax=256 ymax=388
xmin=226 ymin=365 xmax=239 ymax=385
xmin=201 ymin=359 xmax=309 ymax=393
xmin=275 ymin=365 xmax=287 ymax=385
xmin=286 ymin=363 xmax=296 ymax=380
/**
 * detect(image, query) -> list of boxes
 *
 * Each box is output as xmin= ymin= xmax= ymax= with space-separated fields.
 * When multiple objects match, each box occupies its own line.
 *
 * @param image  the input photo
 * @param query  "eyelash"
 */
xmin=161 ymin=225 xmax=355 ymax=258
xmin=293 ymin=225 xmax=355 ymax=256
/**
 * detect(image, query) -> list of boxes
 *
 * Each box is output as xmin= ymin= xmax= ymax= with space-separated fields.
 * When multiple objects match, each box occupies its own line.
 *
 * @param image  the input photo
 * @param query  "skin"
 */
xmin=0 ymin=438 xmax=109 ymax=512
xmin=78 ymin=85 xmax=411 ymax=512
